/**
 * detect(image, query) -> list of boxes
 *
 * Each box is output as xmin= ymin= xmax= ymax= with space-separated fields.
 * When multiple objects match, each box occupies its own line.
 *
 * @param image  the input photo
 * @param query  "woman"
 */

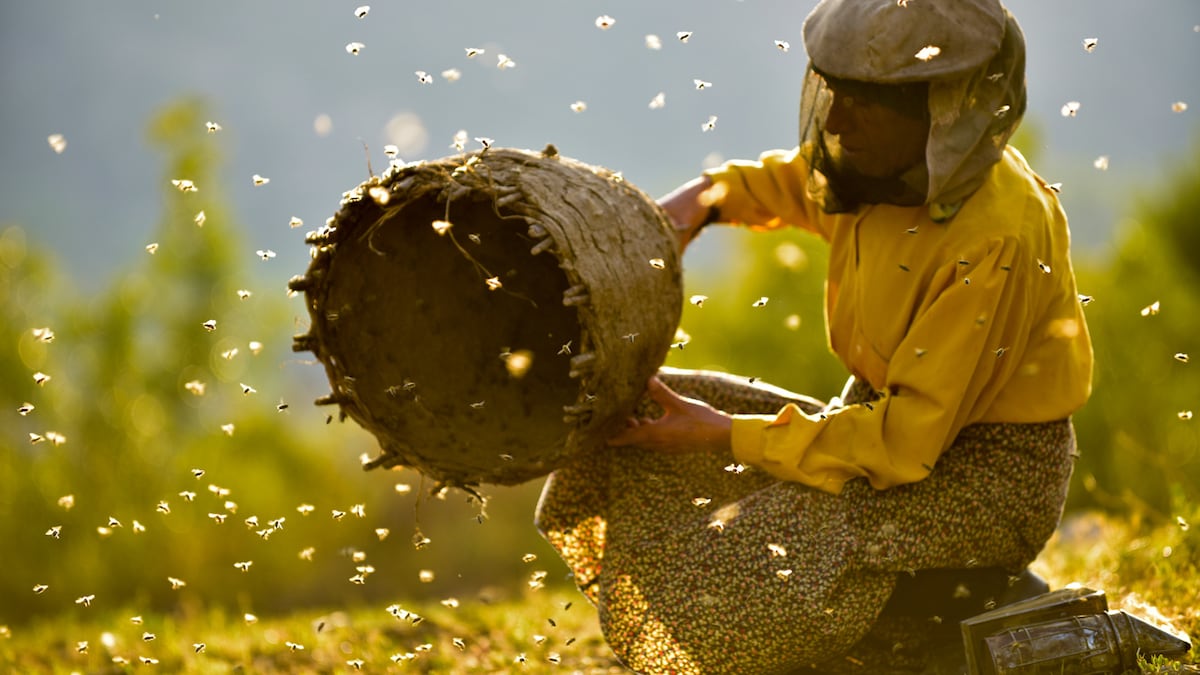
xmin=537 ymin=0 xmax=1093 ymax=672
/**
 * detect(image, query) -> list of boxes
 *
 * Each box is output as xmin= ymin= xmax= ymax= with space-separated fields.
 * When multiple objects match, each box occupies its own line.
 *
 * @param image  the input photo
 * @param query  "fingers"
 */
xmin=645 ymin=376 xmax=683 ymax=411
xmin=605 ymin=378 xmax=683 ymax=447
xmin=607 ymin=419 xmax=646 ymax=447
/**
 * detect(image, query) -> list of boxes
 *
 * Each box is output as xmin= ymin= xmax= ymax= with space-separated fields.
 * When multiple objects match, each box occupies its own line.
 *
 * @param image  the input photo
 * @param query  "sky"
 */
xmin=1 ymin=0 xmax=1197 ymax=289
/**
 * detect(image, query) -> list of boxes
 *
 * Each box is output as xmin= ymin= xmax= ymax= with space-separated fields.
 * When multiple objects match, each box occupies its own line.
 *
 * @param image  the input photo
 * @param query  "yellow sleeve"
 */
xmin=702 ymin=147 xmax=824 ymax=237
xmin=731 ymin=237 xmax=1032 ymax=493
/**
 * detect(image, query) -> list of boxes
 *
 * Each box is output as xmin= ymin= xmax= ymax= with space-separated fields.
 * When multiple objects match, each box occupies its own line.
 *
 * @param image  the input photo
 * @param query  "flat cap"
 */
xmin=804 ymin=0 xmax=1007 ymax=83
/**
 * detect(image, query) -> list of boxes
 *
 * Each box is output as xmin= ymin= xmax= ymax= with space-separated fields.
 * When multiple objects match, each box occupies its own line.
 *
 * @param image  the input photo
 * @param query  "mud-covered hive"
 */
xmin=290 ymin=146 xmax=683 ymax=487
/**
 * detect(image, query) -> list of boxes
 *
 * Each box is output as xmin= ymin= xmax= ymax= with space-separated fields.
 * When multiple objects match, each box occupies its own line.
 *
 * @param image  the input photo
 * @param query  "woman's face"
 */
xmin=823 ymin=80 xmax=930 ymax=179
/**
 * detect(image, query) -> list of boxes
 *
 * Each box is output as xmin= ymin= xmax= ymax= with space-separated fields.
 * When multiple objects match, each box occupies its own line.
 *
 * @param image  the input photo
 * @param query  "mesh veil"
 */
xmin=798 ymin=6 xmax=1028 ymax=221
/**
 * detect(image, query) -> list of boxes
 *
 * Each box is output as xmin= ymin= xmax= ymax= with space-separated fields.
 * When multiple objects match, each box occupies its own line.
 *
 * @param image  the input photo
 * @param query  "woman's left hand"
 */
xmin=607 ymin=377 xmax=733 ymax=454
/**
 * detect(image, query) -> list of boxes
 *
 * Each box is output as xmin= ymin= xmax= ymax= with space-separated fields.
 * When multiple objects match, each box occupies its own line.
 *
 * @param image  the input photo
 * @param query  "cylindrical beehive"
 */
xmin=291 ymin=146 xmax=682 ymax=486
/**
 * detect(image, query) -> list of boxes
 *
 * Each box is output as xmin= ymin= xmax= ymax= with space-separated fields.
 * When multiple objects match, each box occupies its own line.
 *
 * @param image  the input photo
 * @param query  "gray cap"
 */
xmin=804 ymin=0 xmax=1007 ymax=83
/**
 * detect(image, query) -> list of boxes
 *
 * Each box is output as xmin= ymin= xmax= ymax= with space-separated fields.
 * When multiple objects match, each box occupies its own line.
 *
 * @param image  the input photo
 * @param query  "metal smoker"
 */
xmin=961 ymin=586 xmax=1192 ymax=674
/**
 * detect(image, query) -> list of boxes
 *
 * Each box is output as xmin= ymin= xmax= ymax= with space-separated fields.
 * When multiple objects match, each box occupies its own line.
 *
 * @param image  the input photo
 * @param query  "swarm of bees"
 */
xmin=7 ymin=2 xmax=1196 ymax=672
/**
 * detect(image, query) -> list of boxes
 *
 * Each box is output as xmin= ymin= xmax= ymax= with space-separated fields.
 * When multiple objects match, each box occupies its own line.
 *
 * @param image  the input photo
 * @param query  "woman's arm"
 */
xmin=658 ymin=174 xmax=718 ymax=252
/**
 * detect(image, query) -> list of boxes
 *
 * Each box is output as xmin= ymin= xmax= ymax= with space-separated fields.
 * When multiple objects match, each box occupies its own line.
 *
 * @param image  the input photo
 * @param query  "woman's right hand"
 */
xmin=658 ymin=174 xmax=719 ymax=252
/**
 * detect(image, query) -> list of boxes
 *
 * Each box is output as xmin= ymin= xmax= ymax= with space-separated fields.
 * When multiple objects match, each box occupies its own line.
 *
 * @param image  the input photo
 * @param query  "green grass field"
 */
xmin=2 ymin=508 xmax=1194 ymax=674
xmin=0 ymin=588 xmax=621 ymax=674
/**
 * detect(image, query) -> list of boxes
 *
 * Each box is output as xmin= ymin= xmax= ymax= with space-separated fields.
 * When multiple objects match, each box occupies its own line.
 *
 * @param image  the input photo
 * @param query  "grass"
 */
xmin=0 ymin=588 xmax=622 ymax=674
xmin=1 ymin=507 xmax=1195 ymax=674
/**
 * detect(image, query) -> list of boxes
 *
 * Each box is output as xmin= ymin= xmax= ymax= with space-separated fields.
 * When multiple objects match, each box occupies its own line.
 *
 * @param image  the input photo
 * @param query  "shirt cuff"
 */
xmin=730 ymin=414 xmax=775 ymax=467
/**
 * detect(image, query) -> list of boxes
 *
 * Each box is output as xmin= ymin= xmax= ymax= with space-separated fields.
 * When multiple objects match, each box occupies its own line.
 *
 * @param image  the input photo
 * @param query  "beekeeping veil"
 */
xmin=799 ymin=0 xmax=1026 ymax=220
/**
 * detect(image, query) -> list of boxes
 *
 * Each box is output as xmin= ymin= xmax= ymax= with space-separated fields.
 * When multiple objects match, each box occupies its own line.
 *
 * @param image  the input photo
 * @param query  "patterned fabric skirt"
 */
xmin=535 ymin=368 xmax=1076 ymax=674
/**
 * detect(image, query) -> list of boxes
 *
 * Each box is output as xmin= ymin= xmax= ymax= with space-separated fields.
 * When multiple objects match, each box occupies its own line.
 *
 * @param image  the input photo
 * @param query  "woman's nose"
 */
xmin=824 ymin=92 xmax=854 ymax=136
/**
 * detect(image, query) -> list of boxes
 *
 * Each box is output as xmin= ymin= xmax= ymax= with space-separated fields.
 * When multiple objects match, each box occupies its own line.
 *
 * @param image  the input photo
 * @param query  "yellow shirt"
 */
xmin=704 ymin=145 xmax=1093 ymax=493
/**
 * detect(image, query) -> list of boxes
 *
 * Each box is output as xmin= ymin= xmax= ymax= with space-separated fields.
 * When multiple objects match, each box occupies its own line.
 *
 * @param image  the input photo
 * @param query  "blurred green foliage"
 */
xmin=1 ymin=99 xmax=1196 ymax=629
xmin=666 ymin=225 xmax=842 ymax=398
xmin=1069 ymin=142 xmax=1200 ymax=515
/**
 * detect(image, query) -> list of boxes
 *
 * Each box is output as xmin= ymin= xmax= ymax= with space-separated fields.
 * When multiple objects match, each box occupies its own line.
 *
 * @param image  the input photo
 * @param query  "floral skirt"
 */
xmin=535 ymin=368 xmax=1076 ymax=674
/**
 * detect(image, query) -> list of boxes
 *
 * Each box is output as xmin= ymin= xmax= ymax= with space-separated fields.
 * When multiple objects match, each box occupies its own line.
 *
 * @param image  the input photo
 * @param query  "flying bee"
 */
xmin=914 ymin=45 xmax=941 ymax=61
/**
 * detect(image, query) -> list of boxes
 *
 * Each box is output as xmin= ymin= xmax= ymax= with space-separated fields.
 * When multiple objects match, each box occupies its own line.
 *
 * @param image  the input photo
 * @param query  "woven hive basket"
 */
xmin=291 ymin=146 xmax=682 ymax=487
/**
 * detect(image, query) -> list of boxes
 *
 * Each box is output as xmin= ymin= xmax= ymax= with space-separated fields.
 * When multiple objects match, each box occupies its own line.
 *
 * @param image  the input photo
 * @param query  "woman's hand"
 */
xmin=658 ymin=175 xmax=719 ymax=252
xmin=607 ymin=377 xmax=733 ymax=455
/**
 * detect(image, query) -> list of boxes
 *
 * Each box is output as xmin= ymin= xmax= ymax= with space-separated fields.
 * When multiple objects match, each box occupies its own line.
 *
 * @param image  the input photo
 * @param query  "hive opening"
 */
xmin=319 ymin=191 xmax=581 ymax=483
